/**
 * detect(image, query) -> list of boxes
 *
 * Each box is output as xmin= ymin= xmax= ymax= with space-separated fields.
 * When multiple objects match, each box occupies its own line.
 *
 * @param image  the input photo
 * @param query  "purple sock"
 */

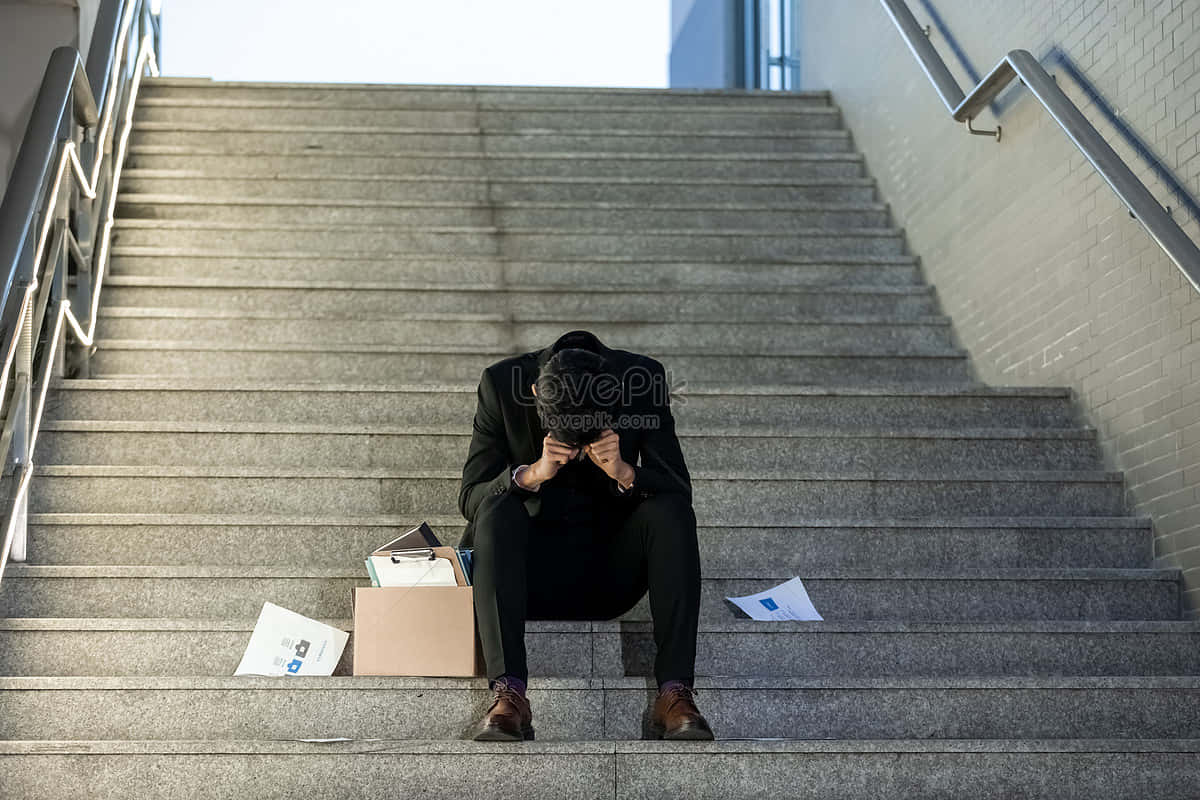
xmin=491 ymin=674 xmax=527 ymax=696
xmin=658 ymin=679 xmax=688 ymax=695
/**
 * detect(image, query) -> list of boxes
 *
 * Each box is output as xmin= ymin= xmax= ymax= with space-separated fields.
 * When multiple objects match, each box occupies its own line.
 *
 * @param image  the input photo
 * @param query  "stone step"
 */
xmin=110 ymin=221 xmax=906 ymax=258
xmin=98 ymin=278 xmax=937 ymax=317
xmin=139 ymin=78 xmax=835 ymax=107
xmin=38 ymin=421 xmax=1101 ymax=472
xmin=92 ymin=312 xmax=955 ymax=353
xmin=0 ymin=675 xmax=1197 ymax=740
xmin=131 ymin=93 xmax=834 ymax=109
xmin=127 ymin=149 xmax=869 ymax=176
xmin=131 ymin=126 xmax=850 ymax=154
xmin=115 ymin=196 xmax=891 ymax=230
xmin=108 ymin=250 xmax=921 ymax=287
xmin=118 ymin=172 xmax=877 ymax=204
xmin=43 ymin=380 xmax=1084 ymax=429
xmin=3 ymin=737 xmax=1198 ymax=800
xmin=1 ymin=565 xmax=1172 ymax=621
xmin=86 ymin=341 xmax=971 ymax=384
xmin=133 ymin=104 xmax=842 ymax=132
xmin=21 ymin=513 xmax=1153 ymax=570
xmin=2 ymin=618 xmax=1196 ymax=678
xmin=27 ymin=467 xmax=1123 ymax=519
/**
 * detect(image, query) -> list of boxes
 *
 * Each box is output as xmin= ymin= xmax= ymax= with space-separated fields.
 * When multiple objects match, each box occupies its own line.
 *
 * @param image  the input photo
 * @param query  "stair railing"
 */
xmin=880 ymin=0 xmax=1200 ymax=294
xmin=0 ymin=0 xmax=161 ymax=584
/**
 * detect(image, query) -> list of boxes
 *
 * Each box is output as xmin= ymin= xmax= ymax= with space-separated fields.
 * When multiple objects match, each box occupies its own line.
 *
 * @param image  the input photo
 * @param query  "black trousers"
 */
xmin=470 ymin=490 xmax=702 ymax=687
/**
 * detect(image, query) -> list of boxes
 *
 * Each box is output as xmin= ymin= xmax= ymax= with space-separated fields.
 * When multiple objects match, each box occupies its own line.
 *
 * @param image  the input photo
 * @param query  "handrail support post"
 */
xmin=50 ymin=241 xmax=68 ymax=381
xmin=6 ymin=294 xmax=34 ymax=564
xmin=965 ymin=117 xmax=1002 ymax=141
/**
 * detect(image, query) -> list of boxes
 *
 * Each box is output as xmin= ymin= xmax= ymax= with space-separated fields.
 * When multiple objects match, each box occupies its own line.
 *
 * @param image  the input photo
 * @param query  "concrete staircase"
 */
xmin=0 ymin=77 xmax=1197 ymax=797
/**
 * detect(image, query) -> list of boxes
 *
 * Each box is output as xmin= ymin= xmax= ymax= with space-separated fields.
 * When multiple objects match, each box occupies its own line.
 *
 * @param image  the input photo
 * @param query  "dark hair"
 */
xmin=534 ymin=348 xmax=619 ymax=448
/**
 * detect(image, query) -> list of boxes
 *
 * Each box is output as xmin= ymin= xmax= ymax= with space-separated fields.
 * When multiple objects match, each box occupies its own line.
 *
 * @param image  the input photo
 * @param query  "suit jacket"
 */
xmin=457 ymin=329 xmax=692 ymax=548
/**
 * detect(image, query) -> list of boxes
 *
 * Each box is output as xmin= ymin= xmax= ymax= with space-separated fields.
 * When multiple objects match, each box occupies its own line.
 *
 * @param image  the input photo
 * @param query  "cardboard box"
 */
xmin=352 ymin=545 xmax=486 ymax=676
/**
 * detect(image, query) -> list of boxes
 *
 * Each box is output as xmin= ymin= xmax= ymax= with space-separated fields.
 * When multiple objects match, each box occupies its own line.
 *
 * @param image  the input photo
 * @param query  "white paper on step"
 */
xmin=234 ymin=601 xmax=349 ymax=676
xmin=725 ymin=577 xmax=824 ymax=621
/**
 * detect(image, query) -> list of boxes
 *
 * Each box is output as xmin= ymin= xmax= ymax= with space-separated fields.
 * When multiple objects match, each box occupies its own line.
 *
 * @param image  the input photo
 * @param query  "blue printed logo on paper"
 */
xmin=759 ymin=597 xmax=779 ymax=611
xmin=285 ymin=639 xmax=311 ymax=674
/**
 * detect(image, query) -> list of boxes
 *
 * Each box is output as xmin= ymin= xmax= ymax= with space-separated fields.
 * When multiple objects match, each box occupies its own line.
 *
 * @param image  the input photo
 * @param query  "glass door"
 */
xmin=742 ymin=0 xmax=800 ymax=90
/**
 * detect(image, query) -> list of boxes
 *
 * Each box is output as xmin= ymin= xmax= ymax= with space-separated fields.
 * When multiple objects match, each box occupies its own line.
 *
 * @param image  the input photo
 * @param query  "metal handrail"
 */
xmin=0 ymin=0 xmax=160 ymax=583
xmin=880 ymin=0 xmax=1200 ymax=294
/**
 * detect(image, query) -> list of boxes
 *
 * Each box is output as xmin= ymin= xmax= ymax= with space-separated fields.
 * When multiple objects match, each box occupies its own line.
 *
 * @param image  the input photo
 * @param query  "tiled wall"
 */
xmin=798 ymin=0 xmax=1200 ymax=616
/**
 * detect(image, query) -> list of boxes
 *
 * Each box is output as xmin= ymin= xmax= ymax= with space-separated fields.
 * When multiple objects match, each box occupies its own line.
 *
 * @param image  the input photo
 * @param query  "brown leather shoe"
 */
xmin=649 ymin=684 xmax=715 ymax=740
xmin=469 ymin=678 xmax=534 ymax=741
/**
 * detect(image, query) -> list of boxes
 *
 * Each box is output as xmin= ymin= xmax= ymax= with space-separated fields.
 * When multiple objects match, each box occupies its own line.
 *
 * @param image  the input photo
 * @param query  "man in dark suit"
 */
xmin=458 ymin=329 xmax=713 ymax=741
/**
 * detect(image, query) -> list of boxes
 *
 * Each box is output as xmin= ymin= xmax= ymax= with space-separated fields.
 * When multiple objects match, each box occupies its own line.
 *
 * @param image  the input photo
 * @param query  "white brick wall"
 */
xmin=799 ymin=0 xmax=1200 ymax=616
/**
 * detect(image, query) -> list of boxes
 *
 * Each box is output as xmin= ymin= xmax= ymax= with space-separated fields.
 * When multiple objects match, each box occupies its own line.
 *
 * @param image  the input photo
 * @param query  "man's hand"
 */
xmin=523 ymin=433 xmax=580 ymax=489
xmin=585 ymin=428 xmax=635 ymax=488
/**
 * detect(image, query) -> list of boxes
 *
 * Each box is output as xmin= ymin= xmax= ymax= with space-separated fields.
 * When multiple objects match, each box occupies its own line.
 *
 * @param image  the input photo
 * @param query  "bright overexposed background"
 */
xmin=159 ymin=0 xmax=670 ymax=87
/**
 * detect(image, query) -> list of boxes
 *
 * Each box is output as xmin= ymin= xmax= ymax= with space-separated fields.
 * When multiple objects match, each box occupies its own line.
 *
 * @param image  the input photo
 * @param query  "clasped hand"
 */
xmin=526 ymin=429 xmax=633 ymax=488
